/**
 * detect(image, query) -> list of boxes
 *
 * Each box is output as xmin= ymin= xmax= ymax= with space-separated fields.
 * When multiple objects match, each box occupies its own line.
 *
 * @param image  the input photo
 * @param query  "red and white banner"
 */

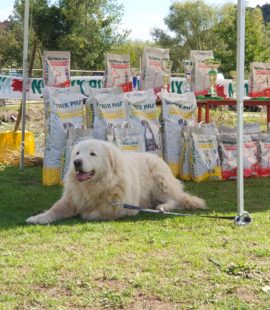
xmin=0 ymin=75 xmax=248 ymax=100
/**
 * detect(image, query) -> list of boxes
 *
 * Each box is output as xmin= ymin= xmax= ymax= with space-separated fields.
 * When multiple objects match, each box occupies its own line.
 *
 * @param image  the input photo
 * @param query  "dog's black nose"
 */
xmin=74 ymin=159 xmax=83 ymax=170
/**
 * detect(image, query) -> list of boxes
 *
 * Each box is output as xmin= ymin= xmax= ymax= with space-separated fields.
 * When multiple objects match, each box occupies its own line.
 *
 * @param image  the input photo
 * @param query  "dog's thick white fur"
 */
xmin=27 ymin=140 xmax=206 ymax=224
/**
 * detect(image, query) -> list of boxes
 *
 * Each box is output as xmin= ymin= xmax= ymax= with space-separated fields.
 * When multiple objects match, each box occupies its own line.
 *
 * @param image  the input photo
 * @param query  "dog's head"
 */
xmin=70 ymin=140 xmax=117 ymax=183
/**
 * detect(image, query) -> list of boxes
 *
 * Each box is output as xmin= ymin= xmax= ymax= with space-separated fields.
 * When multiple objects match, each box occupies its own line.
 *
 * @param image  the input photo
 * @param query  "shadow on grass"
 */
xmin=0 ymin=166 xmax=269 ymax=230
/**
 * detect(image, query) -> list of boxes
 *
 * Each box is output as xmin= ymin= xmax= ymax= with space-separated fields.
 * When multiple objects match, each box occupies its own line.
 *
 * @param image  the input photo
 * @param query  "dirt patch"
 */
xmin=94 ymin=278 xmax=127 ymax=292
xmin=234 ymin=286 xmax=260 ymax=304
xmin=30 ymin=283 xmax=73 ymax=297
xmin=0 ymin=110 xmax=17 ymax=123
xmin=129 ymin=294 xmax=179 ymax=310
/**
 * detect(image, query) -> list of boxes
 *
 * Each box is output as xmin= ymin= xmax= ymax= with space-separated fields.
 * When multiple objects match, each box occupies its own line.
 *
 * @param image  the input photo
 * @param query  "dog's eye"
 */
xmin=76 ymin=151 xmax=80 ymax=155
xmin=90 ymin=152 xmax=97 ymax=156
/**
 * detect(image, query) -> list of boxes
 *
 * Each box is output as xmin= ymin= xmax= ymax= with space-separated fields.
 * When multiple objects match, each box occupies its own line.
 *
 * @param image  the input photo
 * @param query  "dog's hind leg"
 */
xmin=148 ymin=155 xmax=206 ymax=211
xmin=154 ymin=173 xmax=206 ymax=211
xmin=173 ymin=192 xmax=206 ymax=210
xmin=155 ymin=199 xmax=178 ymax=212
xmin=156 ymin=192 xmax=206 ymax=212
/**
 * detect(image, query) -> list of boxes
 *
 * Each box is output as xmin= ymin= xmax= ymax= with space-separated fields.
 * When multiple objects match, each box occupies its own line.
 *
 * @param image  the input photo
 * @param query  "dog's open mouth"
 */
xmin=76 ymin=170 xmax=95 ymax=182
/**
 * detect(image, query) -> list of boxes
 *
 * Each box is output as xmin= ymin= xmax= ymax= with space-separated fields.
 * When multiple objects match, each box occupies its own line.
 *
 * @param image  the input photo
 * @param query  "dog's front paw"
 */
xmin=156 ymin=204 xmax=167 ymax=213
xmin=26 ymin=213 xmax=53 ymax=225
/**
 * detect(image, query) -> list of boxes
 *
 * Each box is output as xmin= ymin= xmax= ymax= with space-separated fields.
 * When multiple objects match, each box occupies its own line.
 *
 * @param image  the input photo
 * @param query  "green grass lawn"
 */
xmin=1 ymin=167 xmax=270 ymax=309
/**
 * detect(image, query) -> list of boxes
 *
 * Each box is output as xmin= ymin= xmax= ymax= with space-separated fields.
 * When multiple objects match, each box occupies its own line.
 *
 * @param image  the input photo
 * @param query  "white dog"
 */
xmin=27 ymin=140 xmax=206 ymax=224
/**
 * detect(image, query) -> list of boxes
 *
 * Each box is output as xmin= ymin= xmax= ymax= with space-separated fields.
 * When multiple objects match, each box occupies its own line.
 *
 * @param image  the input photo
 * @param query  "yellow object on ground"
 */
xmin=0 ymin=131 xmax=35 ymax=165
xmin=42 ymin=167 xmax=61 ymax=186
xmin=168 ymin=162 xmax=180 ymax=178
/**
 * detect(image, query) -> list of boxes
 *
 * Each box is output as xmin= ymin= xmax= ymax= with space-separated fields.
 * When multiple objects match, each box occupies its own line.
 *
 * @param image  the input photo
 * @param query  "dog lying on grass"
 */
xmin=27 ymin=140 xmax=206 ymax=224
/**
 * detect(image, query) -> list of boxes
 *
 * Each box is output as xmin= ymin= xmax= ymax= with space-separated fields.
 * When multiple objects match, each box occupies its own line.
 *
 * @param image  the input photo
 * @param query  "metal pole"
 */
xmin=235 ymin=0 xmax=251 ymax=224
xmin=20 ymin=0 xmax=30 ymax=171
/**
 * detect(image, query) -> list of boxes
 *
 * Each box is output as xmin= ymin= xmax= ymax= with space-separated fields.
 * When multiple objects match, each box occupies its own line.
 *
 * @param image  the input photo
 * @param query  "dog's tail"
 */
xmin=178 ymin=192 xmax=207 ymax=210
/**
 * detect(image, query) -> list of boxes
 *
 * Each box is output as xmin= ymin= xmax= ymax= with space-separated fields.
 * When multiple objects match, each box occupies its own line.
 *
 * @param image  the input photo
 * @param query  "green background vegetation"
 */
xmin=0 ymin=0 xmax=270 ymax=77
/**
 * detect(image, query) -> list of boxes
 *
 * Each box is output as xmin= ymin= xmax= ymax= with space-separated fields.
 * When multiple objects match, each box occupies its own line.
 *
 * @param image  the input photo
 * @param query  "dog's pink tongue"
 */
xmin=76 ymin=172 xmax=90 ymax=181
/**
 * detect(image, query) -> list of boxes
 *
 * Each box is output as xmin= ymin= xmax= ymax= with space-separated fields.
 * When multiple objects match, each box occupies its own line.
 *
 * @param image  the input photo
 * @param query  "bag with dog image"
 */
xmin=190 ymin=50 xmax=214 ymax=96
xmin=257 ymin=134 xmax=270 ymax=177
xmin=104 ymin=53 xmax=132 ymax=91
xmin=86 ymin=87 xmax=123 ymax=128
xmin=190 ymin=127 xmax=221 ymax=182
xmin=160 ymin=90 xmax=197 ymax=177
xmin=219 ymin=133 xmax=259 ymax=180
xmin=141 ymin=47 xmax=170 ymax=93
xmin=199 ymin=122 xmax=219 ymax=136
xmin=243 ymin=122 xmax=261 ymax=141
xmin=248 ymin=62 xmax=270 ymax=97
xmin=125 ymin=89 xmax=162 ymax=156
xmin=43 ymin=51 xmax=71 ymax=88
xmin=93 ymin=91 xmax=128 ymax=141
xmin=43 ymin=87 xmax=85 ymax=185
xmin=179 ymin=127 xmax=192 ymax=181
xmin=219 ymin=125 xmax=235 ymax=134
xmin=111 ymin=122 xmax=143 ymax=153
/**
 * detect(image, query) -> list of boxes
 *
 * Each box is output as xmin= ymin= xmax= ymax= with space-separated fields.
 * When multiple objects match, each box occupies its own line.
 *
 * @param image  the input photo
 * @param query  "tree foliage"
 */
xmin=152 ymin=0 xmax=219 ymax=72
xmin=164 ymin=0 xmax=217 ymax=50
xmin=152 ymin=0 xmax=270 ymax=76
xmin=0 ymin=0 xmax=127 ymax=71
xmin=0 ymin=21 xmax=23 ymax=69
xmin=260 ymin=3 xmax=270 ymax=23
xmin=1 ymin=0 xmax=270 ymax=75
xmin=56 ymin=0 xmax=128 ymax=69
xmin=110 ymin=40 xmax=156 ymax=72
xmin=214 ymin=4 xmax=270 ymax=76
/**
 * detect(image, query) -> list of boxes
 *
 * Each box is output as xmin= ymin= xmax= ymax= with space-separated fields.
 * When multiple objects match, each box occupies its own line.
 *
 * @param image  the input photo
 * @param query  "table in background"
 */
xmin=197 ymin=99 xmax=270 ymax=127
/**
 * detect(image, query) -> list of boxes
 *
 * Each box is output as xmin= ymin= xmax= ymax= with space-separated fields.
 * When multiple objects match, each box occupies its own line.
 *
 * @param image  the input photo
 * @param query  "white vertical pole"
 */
xmin=20 ymin=0 xmax=30 ymax=170
xmin=236 ymin=0 xmax=245 ymax=216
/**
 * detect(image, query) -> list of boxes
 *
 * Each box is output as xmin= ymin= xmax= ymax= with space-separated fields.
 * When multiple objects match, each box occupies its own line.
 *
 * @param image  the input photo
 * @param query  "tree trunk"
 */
xmin=13 ymin=103 xmax=22 ymax=132
xmin=29 ymin=39 xmax=37 ymax=78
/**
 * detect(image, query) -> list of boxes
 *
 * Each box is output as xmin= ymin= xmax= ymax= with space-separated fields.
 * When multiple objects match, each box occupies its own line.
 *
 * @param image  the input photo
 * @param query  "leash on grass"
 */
xmin=121 ymin=203 xmax=252 ymax=225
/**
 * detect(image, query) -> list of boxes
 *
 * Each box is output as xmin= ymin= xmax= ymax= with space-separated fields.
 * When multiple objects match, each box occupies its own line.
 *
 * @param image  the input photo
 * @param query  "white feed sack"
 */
xmin=93 ymin=91 xmax=128 ymax=141
xmin=141 ymin=47 xmax=170 ymax=93
xmin=125 ymin=89 xmax=162 ymax=156
xmin=160 ymin=90 xmax=197 ymax=177
xmin=86 ymin=87 xmax=123 ymax=128
xmin=248 ymin=62 xmax=270 ymax=96
xmin=179 ymin=127 xmax=192 ymax=181
xmin=199 ymin=122 xmax=219 ymax=136
xmin=113 ymin=124 xmax=143 ymax=153
xmin=190 ymin=50 xmax=214 ymax=95
xmin=219 ymin=125 xmax=236 ymax=134
xmin=90 ymin=88 xmax=142 ymax=152
xmin=257 ymin=134 xmax=270 ymax=177
xmin=43 ymin=87 xmax=85 ymax=185
xmin=105 ymin=54 xmax=131 ymax=89
xmin=219 ymin=134 xmax=259 ymax=180
xmin=243 ymin=122 xmax=261 ymax=141
xmin=43 ymin=51 xmax=71 ymax=88
xmin=190 ymin=128 xmax=221 ymax=182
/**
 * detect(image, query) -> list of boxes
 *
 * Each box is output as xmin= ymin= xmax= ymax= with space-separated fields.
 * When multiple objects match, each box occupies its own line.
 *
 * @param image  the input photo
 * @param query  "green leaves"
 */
xmin=152 ymin=1 xmax=270 ymax=76
xmin=1 ymin=0 xmax=126 ymax=70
